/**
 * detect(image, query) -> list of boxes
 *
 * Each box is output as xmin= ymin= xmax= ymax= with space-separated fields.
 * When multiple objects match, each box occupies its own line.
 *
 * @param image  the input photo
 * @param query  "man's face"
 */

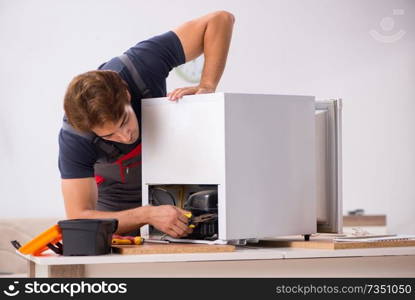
xmin=92 ymin=103 xmax=140 ymax=145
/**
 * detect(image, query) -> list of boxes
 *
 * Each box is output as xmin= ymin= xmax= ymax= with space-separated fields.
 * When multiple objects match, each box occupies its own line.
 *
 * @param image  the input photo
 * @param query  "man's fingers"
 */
xmin=167 ymin=86 xmax=200 ymax=101
xmin=167 ymin=89 xmax=179 ymax=101
xmin=173 ymin=208 xmax=192 ymax=235
xmin=175 ymin=208 xmax=191 ymax=224
xmin=171 ymin=88 xmax=186 ymax=101
xmin=176 ymin=208 xmax=191 ymax=223
xmin=175 ymin=222 xmax=188 ymax=235
xmin=172 ymin=88 xmax=188 ymax=100
xmin=167 ymin=228 xmax=179 ymax=238
xmin=169 ymin=225 xmax=185 ymax=238
xmin=172 ymin=223 xmax=192 ymax=237
xmin=178 ymin=88 xmax=196 ymax=98
xmin=177 ymin=212 xmax=189 ymax=226
xmin=176 ymin=91 xmax=187 ymax=100
xmin=167 ymin=89 xmax=181 ymax=101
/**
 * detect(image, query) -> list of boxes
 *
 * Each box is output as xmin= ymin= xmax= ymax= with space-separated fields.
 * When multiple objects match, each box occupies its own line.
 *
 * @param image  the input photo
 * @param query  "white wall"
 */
xmin=1 ymin=0 xmax=414 ymax=234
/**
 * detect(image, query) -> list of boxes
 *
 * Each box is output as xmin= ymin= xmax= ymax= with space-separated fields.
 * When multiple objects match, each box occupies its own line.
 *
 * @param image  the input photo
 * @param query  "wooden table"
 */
xmin=18 ymin=246 xmax=415 ymax=278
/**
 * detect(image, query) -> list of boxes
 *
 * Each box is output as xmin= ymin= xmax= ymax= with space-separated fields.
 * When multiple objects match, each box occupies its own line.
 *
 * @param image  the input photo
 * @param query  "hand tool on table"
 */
xmin=184 ymin=212 xmax=217 ymax=229
xmin=112 ymin=235 xmax=169 ymax=245
xmin=11 ymin=224 xmax=63 ymax=256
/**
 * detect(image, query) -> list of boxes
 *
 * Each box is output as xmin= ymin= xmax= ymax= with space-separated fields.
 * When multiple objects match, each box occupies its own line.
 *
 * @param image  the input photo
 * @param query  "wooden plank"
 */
xmin=334 ymin=240 xmax=415 ymax=249
xmin=112 ymin=243 xmax=235 ymax=255
xmin=343 ymin=215 xmax=386 ymax=226
xmin=258 ymin=239 xmax=336 ymax=250
xmin=257 ymin=238 xmax=415 ymax=250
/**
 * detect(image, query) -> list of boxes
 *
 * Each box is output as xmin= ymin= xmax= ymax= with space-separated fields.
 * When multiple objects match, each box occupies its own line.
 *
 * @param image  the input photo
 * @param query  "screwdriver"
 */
xmin=112 ymin=235 xmax=144 ymax=245
xmin=112 ymin=235 xmax=169 ymax=245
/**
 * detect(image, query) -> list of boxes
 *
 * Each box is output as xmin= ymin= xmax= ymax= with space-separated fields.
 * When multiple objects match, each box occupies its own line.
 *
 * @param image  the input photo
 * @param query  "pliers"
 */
xmin=184 ymin=212 xmax=217 ymax=228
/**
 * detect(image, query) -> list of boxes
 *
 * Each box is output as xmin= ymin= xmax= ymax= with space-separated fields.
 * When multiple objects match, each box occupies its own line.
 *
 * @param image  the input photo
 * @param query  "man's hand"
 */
xmin=147 ymin=205 xmax=193 ymax=238
xmin=168 ymin=11 xmax=235 ymax=102
xmin=167 ymin=84 xmax=215 ymax=101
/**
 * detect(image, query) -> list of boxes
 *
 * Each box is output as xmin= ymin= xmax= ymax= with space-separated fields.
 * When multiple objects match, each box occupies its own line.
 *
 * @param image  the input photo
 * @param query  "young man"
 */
xmin=59 ymin=11 xmax=235 ymax=237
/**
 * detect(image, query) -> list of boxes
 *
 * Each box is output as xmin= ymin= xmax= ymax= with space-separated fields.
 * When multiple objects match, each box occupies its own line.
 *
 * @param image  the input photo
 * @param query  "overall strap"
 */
xmin=62 ymin=117 xmax=123 ymax=162
xmin=62 ymin=116 xmax=95 ymax=140
xmin=118 ymin=54 xmax=152 ymax=99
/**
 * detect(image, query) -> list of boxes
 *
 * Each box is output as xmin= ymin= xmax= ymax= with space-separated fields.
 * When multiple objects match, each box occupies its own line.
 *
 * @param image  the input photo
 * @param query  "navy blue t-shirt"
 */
xmin=58 ymin=31 xmax=185 ymax=179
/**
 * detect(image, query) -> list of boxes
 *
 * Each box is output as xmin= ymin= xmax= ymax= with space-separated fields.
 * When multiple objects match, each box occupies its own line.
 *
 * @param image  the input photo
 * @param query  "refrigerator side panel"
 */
xmin=225 ymin=93 xmax=317 ymax=240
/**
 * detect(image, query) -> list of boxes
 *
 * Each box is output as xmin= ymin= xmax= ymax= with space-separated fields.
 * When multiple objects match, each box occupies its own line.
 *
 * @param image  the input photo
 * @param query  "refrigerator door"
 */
xmin=315 ymin=99 xmax=343 ymax=233
xmin=223 ymin=93 xmax=317 ymax=240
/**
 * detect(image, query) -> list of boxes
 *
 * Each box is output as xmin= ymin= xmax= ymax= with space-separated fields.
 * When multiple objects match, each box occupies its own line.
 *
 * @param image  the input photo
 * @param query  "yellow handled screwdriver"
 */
xmin=112 ymin=235 xmax=169 ymax=245
xmin=112 ymin=235 xmax=144 ymax=245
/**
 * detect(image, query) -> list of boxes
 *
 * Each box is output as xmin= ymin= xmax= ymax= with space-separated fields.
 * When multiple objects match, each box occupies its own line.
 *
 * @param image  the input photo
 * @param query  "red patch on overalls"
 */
xmin=95 ymin=175 xmax=105 ymax=185
xmin=113 ymin=143 xmax=142 ymax=183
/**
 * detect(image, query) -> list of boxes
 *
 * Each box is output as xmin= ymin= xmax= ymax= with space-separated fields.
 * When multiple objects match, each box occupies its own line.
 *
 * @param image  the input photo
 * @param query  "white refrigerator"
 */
xmin=140 ymin=93 xmax=342 ymax=244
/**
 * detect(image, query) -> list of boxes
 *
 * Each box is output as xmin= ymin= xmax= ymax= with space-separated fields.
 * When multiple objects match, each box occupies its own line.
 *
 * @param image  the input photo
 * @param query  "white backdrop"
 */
xmin=0 ymin=0 xmax=414 ymax=234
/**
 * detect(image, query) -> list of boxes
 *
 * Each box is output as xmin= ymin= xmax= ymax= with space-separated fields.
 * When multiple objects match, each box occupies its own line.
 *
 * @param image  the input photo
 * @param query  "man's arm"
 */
xmin=167 ymin=10 xmax=235 ymax=100
xmin=61 ymin=178 xmax=192 ymax=237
